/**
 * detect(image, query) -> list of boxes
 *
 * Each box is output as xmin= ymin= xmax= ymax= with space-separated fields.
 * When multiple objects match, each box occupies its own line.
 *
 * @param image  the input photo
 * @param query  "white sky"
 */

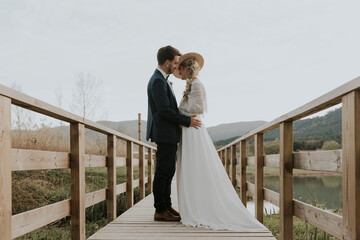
xmin=1 ymin=0 xmax=359 ymax=127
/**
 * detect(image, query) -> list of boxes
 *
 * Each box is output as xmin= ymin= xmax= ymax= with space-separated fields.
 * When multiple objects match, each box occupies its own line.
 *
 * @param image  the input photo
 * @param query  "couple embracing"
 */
xmin=146 ymin=45 xmax=267 ymax=231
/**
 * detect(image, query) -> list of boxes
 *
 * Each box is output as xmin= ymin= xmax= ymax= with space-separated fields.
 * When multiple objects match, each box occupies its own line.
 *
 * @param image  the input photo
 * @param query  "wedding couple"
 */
xmin=146 ymin=45 xmax=267 ymax=231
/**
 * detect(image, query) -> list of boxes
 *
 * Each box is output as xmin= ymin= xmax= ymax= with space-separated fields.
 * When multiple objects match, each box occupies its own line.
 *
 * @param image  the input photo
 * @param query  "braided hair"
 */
xmin=181 ymin=57 xmax=200 ymax=100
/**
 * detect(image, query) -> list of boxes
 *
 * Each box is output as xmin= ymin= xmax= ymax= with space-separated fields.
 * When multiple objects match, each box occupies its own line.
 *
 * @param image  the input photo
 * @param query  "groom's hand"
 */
xmin=190 ymin=116 xmax=202 ymax=129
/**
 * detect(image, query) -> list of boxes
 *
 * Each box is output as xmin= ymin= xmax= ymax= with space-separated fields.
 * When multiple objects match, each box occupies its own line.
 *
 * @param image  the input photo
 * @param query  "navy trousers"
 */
xmin=153 ymin=143 xmax=178 ymax=213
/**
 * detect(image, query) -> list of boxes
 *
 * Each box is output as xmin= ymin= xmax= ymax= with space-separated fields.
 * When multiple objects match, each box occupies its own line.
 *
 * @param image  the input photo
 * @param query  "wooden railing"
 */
xmin=217 ymin=77 xmax=360 ymax=240
xmin=0 ymin=84 xmax=157 ymax=240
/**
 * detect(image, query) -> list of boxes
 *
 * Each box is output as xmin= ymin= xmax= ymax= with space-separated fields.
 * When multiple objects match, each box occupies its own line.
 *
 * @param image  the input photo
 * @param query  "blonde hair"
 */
xmin=181 ymin=57 xmax=201 ymax=100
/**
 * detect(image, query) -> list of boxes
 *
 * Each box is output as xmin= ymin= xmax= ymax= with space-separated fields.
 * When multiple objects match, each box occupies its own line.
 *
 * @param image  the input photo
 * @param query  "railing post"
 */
xmin=231 ymin=144 xmax=237 ymax=187
xmin=147 ymin=148 xmax=153 ymax=193
xmin=126 ymin=141 xmax=134 ymax=209
xmin=107 ymin=134 xmax=116 ymax=222
xmin=280 ymin=121 xmax=293 ymax=240
xmin=0 ymin=96 xmax=12 ymax=240
xmin=226 ymin=147 xmax=231 ymax=175
xmin=139 ymin=145 xmax=145 ymax=199
xmin=138 ymin=113 xmax=142 ymax=141
xmin=255 ymin=133 xmax=264 ymax=223
xmin=221 ymin=150 xmax=225 ymax=165
xmin=154 ymin=149 xmax=157 ymax=169
xmin=240 ymin=140 xmax=247 ymax=206
xmin=342 ymin=90 xmax=360 ymax=239
xmin=70 ymin=123 xmax=85 ymax=240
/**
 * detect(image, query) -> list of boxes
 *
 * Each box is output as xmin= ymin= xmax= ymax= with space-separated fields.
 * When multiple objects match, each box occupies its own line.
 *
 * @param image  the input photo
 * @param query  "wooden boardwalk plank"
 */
xmin=89 ymin=183 xmax=275 ymax=240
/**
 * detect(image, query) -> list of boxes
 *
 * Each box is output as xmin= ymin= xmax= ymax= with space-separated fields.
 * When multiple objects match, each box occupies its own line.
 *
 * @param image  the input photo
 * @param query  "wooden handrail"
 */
xmin=0 ymin=84 xmax=156 ymax=150
xmin=217 ymin=77 xmax=360 ymax=239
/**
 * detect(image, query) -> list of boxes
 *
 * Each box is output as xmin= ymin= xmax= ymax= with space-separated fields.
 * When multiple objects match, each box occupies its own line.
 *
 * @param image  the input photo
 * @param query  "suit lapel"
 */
xmin=155 ymin=69 xmax=178 ymax=106
xmin=167 ymin=83 xmax=177 ymax=106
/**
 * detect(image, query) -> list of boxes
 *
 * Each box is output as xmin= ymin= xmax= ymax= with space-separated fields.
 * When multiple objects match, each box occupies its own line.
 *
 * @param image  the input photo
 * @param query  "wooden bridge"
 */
xmin=88 ymin=182 xmax=274 ymax=240
xmin=0 ymin=77 xmax=359 ymax=239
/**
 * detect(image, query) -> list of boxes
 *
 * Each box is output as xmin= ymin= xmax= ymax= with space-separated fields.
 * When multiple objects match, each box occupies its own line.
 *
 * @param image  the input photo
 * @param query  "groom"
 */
xmin=146 ymin=45 xmax=201 ymax=221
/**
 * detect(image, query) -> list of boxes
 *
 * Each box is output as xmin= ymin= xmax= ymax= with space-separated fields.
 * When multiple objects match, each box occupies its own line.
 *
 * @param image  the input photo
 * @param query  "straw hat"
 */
xmin=173 ymin=52 xmax=204 ymax=79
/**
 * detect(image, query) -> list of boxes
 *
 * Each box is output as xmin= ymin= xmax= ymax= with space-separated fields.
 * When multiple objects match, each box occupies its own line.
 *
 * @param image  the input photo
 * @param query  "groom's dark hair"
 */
xmin=157 ymin=45 xmax=181 ymax=65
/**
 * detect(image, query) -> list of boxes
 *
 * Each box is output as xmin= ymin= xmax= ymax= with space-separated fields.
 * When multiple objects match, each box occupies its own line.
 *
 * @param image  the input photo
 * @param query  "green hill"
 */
xmin=265 ymin=107 xmax=342 ymax=142
xmin=214 ymin=108 xmax=342 ymax=149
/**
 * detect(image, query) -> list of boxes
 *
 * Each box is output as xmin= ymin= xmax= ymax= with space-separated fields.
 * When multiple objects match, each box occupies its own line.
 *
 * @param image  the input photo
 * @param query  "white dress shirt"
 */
xmin=156 ymin=67 xmax=169 ymax=80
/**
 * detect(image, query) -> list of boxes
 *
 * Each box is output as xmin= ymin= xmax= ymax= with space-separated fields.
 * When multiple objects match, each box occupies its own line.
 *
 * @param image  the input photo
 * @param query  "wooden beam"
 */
xmin=221 ymin=150 xmax=225 ymax=165
xmin=245 ymin=150 xmax=342 ymax=172
xmin=255 ymin=134 xmax=264 ymax=223
xmin=138 ymin=113 xmax=142 ymax=141
xmin=246 ymin=181 xmax=255 ymax=195
xmin=226 ymin=147 xmax=231 ymax=175
xmin=86 ymin=189 xmax=107 ymax=208
xmin=10 ymin=150 xmax=147 ymax=171
xmin=264 ymin=188 xmax=279 ymax=207
xmin=85 ymin=154 xmax=106 ymax=168
xmin=147 ymin=148 xmax=153 ymax=193
xmin=231 ymin=144 xmax=237 ymax=187
xmin=139 ymin=145 xmax=145 ymax=199
xmin=293 ymin=200 xmax=342 ymax=239
xmin=261 ymin=188 xmax=343 ymax=240
xmin=133 ymin=179 xmax=140 ymax=188
xmin=126 ymin=141 xmax=134 ymax=209
xmin=116 ymin=157 xmax=126 ymax=167
xmin=12 ymin=199 xmax=70 ymax=239
xmin=264 ymin=154 xmax=280 ymax=168
xmin=0 ymin=96 xmax=12 ymax=240
xmin=247 ymin=156 xmax=255 ymax=166
xmin=154 ymin=149 xmax=157 ymax=172
xmin=107 ymin=134 xmax=117 ymax=222
xmin=342 ymin=90 xmax=360 ymax=239
xmin=240 ymin=140 xmax=247 ymax=206
xmin=294 ymin=150 xmax=342 ymax=172
xmin=12 ymin=149 xmax=69 ymax=171
xmin=70 ymin=123 xmax=86 ymax=240
xmin=116 ymin=183 xmax=126 ymax=195
xmin=279 ymin=122 xmax=293 ymax=240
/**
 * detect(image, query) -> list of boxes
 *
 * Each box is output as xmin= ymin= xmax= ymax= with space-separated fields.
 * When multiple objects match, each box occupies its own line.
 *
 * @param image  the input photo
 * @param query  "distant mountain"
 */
xmin=213 ymin=108 xmax=342 ymax=147
xmin=264 ymin=107 xmax=342 ymax=143
xmin=98 ymin=120 xmax=147 ymax=141
xmin=206 ymin=121 xmax=266 ymax=142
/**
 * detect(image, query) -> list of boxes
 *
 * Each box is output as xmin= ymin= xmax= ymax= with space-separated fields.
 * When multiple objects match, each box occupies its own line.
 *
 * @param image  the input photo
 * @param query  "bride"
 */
xmin=174 ymin=52 xmax=268 ymax=231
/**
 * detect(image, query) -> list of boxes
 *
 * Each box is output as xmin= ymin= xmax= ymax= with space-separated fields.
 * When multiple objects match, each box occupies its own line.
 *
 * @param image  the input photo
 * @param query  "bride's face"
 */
xmin=178 ymin=66 xmax=188 ymax=80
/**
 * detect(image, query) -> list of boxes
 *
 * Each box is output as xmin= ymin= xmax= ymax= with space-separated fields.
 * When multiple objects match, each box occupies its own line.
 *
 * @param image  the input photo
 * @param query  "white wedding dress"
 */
xmin=176 ymin=79 xmax=267 ymax=231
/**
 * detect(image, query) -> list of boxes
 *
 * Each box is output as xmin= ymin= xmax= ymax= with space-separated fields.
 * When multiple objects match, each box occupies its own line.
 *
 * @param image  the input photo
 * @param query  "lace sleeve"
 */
xmin=179 ymin=80 xmax=208 ymax=116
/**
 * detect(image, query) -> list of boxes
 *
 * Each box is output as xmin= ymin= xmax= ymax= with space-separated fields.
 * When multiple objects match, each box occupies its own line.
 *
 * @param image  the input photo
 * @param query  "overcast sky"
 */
xmin=1 ymin=0 xmax=359 ymax=127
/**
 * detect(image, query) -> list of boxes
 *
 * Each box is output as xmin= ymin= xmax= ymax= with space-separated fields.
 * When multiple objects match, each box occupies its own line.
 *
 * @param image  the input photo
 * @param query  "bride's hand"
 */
xmin=190 ymin=115 xmax=202 ymax=129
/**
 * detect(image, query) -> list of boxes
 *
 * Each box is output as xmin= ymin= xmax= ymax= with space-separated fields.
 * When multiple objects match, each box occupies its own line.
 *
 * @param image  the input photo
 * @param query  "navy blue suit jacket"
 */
xmin=146 ymin=69 xmax=191 ymax=144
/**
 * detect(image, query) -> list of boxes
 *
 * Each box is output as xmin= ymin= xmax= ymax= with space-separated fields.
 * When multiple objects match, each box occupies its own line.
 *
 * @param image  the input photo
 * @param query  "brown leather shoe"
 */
xmin=167 ymin=206 xmax=180 ymax=217
xmin=154 ymin=210 xmax=181 ymax=222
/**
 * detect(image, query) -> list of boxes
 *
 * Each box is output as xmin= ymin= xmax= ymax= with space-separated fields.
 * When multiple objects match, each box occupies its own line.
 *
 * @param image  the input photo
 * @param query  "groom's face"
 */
xmin=166 ymin=56 xmax=180 ymax=74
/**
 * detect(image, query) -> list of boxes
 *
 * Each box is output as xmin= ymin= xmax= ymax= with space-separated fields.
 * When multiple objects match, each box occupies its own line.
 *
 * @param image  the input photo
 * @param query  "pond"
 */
xmin=246 ymin=175 xmax=342 ymax=215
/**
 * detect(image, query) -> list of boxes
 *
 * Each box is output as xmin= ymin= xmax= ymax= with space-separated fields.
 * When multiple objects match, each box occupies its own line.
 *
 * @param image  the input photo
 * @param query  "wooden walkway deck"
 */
xmin=88 ymin=184 xmax=275 ymax=240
